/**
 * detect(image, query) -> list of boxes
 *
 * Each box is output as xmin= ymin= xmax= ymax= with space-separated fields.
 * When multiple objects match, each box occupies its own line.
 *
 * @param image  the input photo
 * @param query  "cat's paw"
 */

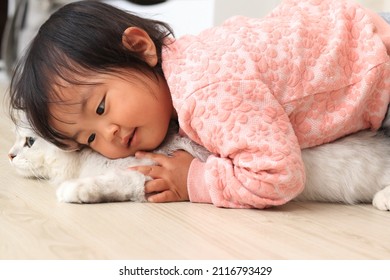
xmin=57 ymin=180 xmax=90 ymax=203
xmin=372 ymin=186 xmax=390 ymax=211
xmin=56 ymin=175 xmax=146 ymax=203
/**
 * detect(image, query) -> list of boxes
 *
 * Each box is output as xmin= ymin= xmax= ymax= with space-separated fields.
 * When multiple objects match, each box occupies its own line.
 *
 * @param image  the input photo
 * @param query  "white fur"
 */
xmin=8 ymin=120 xmax=390 ymax=210
xmin=296 ymin=130 xmax=390 ymax=210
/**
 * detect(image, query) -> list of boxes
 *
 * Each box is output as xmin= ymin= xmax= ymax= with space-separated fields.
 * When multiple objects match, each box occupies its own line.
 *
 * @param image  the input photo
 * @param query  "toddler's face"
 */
xmin=48 ymin=70 xmax=175 ymax=159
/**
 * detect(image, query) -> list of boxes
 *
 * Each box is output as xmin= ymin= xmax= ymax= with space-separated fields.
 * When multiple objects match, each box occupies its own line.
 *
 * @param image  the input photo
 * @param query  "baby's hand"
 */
xmin=131 ymin=150 xmax=194 ymax=203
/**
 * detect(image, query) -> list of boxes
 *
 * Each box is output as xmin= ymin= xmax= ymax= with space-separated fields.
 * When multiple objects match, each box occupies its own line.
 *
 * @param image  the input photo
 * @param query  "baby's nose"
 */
xmin=102 ymin=124 xmax=119 ymax=141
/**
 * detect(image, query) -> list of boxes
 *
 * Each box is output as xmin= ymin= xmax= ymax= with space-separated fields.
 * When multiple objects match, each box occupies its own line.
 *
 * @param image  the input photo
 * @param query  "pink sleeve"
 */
xmin=181 ymin=80 xmax=305 ymax=209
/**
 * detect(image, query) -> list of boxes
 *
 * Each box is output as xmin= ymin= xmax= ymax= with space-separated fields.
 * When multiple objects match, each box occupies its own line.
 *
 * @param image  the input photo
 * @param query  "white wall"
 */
xmin=355 ymin=0 xmax=390 ymax=11
xmin=214 ymin=0 xmax=390 ymax=26
xmin=214 ymin=0 xmax=280 ymax=25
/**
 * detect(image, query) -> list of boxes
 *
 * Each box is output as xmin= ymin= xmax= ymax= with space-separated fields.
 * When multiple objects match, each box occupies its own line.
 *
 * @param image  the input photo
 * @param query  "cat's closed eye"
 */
xmin=24 ymin=137 xmax=36 ymax=148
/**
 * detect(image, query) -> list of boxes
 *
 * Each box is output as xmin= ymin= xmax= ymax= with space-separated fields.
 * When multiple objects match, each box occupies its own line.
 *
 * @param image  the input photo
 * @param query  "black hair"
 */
xmin=9 ymin=0 xmax=173 ymax=149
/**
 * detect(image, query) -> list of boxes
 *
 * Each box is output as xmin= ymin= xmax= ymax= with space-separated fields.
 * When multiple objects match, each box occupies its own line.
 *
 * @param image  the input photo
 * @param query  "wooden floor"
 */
xmin=1 ymin=77 xmax=390 ymax=260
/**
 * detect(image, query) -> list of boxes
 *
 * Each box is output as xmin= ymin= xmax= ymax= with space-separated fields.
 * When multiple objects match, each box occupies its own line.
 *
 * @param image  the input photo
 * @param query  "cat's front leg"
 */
xmin=372 ymin=186 xmax=390 ymax=211
xmin=56 ymin=170 xmax=148 ymax=203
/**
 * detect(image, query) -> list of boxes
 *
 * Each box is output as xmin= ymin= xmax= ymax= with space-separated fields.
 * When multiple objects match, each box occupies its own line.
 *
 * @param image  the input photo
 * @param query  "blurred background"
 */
xmin=1 ymin=0 xmax=390 ymax=82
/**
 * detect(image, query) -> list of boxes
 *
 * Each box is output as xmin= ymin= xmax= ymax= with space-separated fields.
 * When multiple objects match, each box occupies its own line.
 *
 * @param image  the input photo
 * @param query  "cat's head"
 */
xmin=8 ymin=114 xmax=63 ymax=179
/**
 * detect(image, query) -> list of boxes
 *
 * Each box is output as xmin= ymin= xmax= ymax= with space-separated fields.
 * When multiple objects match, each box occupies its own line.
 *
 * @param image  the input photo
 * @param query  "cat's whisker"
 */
xmin=26 ymin=166 xmax=47 ymax=181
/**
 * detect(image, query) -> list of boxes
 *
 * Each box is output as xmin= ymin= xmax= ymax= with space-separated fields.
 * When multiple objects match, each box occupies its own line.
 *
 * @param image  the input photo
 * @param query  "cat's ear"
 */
xmin=122 ymin=27 xmax=158 ymax=67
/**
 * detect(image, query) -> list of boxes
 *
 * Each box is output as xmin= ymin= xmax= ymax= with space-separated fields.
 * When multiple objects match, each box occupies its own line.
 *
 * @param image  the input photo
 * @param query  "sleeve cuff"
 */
xmin=187 ymin=158 xmax=212 ymax=204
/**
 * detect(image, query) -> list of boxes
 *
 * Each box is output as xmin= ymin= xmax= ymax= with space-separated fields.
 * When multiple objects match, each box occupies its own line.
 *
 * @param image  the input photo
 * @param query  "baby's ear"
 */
xmin=122 ymin=27 xmax=158 ymax=67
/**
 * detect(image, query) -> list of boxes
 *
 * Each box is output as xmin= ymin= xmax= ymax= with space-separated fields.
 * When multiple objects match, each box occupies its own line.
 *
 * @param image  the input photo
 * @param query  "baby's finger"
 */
xmin=144 ymin=178 xmax=168 ymax=194
xmin=130 ymin=165 xmax=164 ymax=178
xmin=147 ymin=190 xmax=178 ymax=203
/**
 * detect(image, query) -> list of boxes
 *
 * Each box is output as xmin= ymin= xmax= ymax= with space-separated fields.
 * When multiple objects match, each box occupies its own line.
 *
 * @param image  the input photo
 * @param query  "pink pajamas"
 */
xmin=162 ymin=0 xmax=390 ymax=208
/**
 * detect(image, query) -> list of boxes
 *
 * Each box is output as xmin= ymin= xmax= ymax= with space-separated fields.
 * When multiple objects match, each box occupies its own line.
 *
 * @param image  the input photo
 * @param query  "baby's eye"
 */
xmin=87 ymin=133 xmax=96 ymax=144
xmin=24 ymin=137 xmax=36 ymax=148
xmin=96 ymin=98 xmax=105 ymax=115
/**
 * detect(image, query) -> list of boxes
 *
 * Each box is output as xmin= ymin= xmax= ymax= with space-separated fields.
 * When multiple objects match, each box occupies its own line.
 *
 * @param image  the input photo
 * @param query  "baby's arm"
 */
xmin=182 ymin=81 xmax=305 ymax=209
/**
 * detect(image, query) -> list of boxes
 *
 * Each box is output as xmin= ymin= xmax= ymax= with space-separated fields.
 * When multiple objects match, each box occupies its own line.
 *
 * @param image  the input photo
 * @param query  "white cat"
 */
xmin=8 ymin=119 xmax=390 ymax=210
xmin=8 ymin=119 xmax=209 ymax=204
